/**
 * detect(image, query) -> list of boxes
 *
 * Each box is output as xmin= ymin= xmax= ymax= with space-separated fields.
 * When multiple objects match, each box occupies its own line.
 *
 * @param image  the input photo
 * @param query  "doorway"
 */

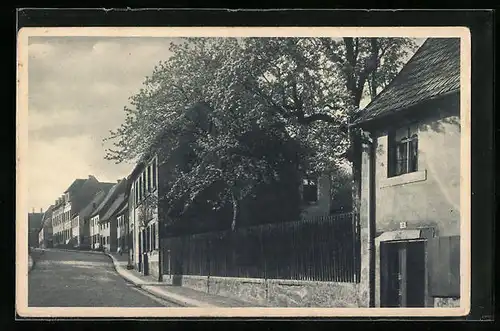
xmin=380 ymin=240 xmax=426 ymax=307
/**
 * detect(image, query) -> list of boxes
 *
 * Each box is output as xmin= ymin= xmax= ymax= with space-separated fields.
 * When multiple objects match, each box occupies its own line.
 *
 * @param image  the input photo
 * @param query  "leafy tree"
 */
xmin=105 ymin=37 xmax=419 ymax=230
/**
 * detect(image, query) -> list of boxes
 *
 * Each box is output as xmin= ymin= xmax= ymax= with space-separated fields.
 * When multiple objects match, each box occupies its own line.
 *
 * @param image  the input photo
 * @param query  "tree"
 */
xmin=105 ymin=37 xmax=419 ymax=230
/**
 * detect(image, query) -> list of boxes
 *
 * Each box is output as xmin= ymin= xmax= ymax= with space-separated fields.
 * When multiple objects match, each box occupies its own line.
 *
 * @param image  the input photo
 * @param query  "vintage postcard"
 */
xmin=16 ymin=26 xmax=471 ymax=318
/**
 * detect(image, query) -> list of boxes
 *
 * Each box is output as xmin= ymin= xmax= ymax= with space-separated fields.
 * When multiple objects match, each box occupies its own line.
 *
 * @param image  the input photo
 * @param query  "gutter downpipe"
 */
xmin=362 ymin=129 xmax=376 ymax=307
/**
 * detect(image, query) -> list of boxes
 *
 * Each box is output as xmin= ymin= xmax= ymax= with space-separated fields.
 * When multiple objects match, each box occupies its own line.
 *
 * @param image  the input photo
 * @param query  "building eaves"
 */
xmin=352 ymin=38 xmax=460 ymax=127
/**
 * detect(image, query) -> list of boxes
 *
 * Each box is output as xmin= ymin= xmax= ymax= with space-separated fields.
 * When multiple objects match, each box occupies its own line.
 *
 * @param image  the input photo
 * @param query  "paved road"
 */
xmin=28 ymin=249 xmax=180 ymax=307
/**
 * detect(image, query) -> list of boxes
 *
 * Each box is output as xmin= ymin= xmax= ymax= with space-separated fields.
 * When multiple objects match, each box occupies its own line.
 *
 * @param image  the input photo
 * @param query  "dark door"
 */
xmin=142 ymin=230 xmax=149 ymax=276
xmin=138 ymin=234 xmax=142 ymax=272
xmin=381 ymin=240 xmax=426 ymax=307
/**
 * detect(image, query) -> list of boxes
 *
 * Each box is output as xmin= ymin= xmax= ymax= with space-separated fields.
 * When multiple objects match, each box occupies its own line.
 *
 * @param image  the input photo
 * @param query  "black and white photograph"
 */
xmin=17 ymin=26 xmax=471 ymax=318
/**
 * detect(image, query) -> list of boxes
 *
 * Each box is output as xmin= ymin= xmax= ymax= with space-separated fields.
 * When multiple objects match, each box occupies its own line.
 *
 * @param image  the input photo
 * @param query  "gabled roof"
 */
xmin=353 ymin=38 xmax=460 ymax=126
xmin=64 ymin=178 xmax=88 ymax=193
xmin=116 ymin=202 xmax=128 ymax=216
xmin=90 ymin=179 xmax=128 ymax=218
xmin=69 ymin=179 xmax=115 ymax=216
xmin=100 ymin=193 xmax=127 ymax=222
xmin=78 ymin=189 xmax=110 ymax=221
xmin=38 ymin=205 xmax=54 ymax=232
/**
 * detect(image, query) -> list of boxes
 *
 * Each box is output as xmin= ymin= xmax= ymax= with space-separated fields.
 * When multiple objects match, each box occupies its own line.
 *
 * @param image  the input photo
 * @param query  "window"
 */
xmin=141 ymin=172 xmax=146 ymax=198
xmin=152 ymin=158 xmax=157 ymax=189
xmin=134 ymin=182 xmax=138 ymax=206
xmin=152 ymin=223 xmax=156 ymax=250
xmin=138 ymin=178 xmax=142 ymax=201
xmin=388 ymin=125 xmax=418 ymax=177
xmin=147 ymin=165 xmax=152 ymax=192
xmin=302 ymin=177 xmax=318 ymax=203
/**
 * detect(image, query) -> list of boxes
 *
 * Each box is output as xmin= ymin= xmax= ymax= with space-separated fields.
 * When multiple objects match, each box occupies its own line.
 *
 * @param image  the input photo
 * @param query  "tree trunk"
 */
xmin=231 ymin=192 xmax=239 ymax=231
xmin=370 ymin=70 xmax=378 ymax=99
xmin=369 ymin=38 xmax=380 ymax=99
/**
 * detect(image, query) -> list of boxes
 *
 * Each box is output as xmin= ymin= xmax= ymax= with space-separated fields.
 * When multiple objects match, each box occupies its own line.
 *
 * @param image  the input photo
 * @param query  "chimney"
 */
xmin=40 ymin=208 xmax=42 ymax=213
xmin=32 ymin=207 xmax=34 ymax=213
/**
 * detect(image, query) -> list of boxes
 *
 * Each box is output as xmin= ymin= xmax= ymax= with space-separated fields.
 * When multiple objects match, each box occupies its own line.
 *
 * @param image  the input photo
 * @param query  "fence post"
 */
xmin=207 ymin=238 xmax=211 ymax=294
xmin=260 ymin=225 xmax=268 ymax=302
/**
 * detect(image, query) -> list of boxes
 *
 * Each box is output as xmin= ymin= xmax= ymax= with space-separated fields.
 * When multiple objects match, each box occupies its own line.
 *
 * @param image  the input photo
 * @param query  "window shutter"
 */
xmin=427 ymin=236 xmax=460 ymax=297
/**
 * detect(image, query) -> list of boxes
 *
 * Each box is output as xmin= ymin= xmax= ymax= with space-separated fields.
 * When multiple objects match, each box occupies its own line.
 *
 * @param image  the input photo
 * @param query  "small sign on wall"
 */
xmin=399 ymin=221 xmax=407 ymax=229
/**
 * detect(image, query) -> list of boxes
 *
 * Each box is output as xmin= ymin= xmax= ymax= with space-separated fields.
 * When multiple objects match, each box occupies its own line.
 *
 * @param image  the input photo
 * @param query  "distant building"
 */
xmin=38 ymin=205 xmax=54 ymax=248
xmin=71 ymin=187 xmax=113 ymax=249
xmin=116 ymin=202 xmax=129 ymax=253
xmin=99 ymin=190 xmax=127 ymax=253
xmin=351 ymin=38 xmax=461 ymax=308
xmin=28 ymin=209 xmax=44 ymax=247
xmin=51 ymin=175 xmax=114 ymax=247
xmin=89 ymin=179 xmax=127 ymax=251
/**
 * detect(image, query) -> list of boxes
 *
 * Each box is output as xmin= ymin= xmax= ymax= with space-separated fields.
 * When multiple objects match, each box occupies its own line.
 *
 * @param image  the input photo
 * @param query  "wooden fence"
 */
xmin=163 ymin=212 xmax=360 ymax=283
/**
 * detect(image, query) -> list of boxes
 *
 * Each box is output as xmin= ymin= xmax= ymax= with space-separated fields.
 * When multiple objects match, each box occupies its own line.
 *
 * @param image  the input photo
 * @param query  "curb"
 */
xmin=105 ymin=253 xmax=215 ymax=308
xmin=44 ymin=248 xmax=105 ymax=255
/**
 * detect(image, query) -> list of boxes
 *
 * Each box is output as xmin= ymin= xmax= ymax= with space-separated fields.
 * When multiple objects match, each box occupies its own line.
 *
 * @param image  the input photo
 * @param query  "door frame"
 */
xmin=380 ymin=239 xmax=427 ymax=307
xmin=375 ymin=228 xmax=435 ymax=307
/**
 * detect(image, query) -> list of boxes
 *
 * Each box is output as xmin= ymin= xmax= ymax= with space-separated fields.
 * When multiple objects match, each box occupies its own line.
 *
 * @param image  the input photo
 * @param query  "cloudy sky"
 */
xmin=28 ymin=36 xmax=177 ymax=211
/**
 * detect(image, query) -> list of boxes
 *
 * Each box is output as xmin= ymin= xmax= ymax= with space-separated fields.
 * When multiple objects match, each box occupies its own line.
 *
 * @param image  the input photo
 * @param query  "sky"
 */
xmin=27 ymin=36 xmax=425 ymax=212
xmin=28 ymin=36 xmax=177 ymax=211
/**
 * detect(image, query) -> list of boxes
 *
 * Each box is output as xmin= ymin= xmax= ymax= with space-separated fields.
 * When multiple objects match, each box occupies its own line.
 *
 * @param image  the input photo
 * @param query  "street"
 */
xmin=28 ymin=249 xmax=180 ymax=307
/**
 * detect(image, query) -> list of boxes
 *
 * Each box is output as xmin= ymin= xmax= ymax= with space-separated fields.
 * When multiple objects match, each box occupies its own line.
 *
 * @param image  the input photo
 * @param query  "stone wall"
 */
xmin=178 ymin=275 xmax=359 ymax=307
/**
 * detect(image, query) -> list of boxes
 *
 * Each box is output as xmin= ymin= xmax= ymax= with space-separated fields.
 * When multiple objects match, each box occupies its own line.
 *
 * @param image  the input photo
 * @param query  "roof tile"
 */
xmin=354 ymin=38 xmax=460 ymax=124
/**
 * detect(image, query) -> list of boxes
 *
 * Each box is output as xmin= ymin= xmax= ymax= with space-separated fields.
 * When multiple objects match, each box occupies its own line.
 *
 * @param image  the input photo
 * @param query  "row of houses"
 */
xmin=35 ymin=175 xmax=128 ymax=252
xmin=31 ymin=38 xmax=462 ymax=308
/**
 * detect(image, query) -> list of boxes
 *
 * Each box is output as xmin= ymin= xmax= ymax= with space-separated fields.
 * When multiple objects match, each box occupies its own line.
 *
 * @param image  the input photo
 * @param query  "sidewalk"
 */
xmin=28 ymin=254 xmax=34 ymax=272
xmin=106 ymin=252 xmax=260 ymax=307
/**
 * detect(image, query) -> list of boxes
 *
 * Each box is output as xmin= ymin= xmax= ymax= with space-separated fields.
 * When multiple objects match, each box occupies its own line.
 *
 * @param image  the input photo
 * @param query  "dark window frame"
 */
xmin=152 ymin=158 xmax=157 ymax=189
xmin=388 ymin=126 xmax=419 ymax=178
xmin=302 ymin=176 xmax=319 ymax=204
xmin=147 ymin=165 xmax=152 ymax=192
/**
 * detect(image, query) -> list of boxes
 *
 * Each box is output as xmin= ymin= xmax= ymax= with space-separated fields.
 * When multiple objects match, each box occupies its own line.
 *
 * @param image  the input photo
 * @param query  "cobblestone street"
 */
xmin=28 ymin=249 xmax=180 ymax=307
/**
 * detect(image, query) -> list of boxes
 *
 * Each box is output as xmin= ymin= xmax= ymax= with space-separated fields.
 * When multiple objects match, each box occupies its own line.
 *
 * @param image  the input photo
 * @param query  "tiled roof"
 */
xmin=116 ymin=202 xmax=128 ymax=216
xmin=90 ymin=179 xmax=128 ymax=218
xmin=353 ymin=38 xmax=460 ymax=125
xmin=100 ymin=193 xmax=127 ymax=222
xmin=78 ymin=190 xmax=108 ymax=221
xmin=36 ymin=205 xmax=55 ymax=232
xmin=64 ymin=178 xmax=87 ymax=194
xmin=69 ymin=178 xmax=114 ymax=216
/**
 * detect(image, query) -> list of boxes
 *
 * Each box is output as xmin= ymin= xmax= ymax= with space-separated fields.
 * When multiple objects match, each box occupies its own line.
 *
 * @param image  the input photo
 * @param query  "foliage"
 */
xmin=104 ymin=37 xmax=419 ymax=229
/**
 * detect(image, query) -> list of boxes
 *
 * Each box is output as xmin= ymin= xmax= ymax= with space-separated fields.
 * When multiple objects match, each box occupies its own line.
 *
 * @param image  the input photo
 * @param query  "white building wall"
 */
xmin=90 ymin=215 xmax=100 ymax=249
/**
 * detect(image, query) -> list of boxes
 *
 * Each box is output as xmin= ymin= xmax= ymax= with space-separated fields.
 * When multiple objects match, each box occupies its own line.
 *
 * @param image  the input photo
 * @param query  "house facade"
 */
xmin=299 ymin=174 xmax=332 ymax=218
xmin=90 ymin=214 xmax=101 ymax=250
xmin=351 ymin=38 xmax=461 ymax=308
xmin=129 ymin=156 xmax=160 ymax=277
xmin=116 ymin=202 xmax=129 ymax=253
xmin=99 ymin=191 xmax=127 ymax=252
